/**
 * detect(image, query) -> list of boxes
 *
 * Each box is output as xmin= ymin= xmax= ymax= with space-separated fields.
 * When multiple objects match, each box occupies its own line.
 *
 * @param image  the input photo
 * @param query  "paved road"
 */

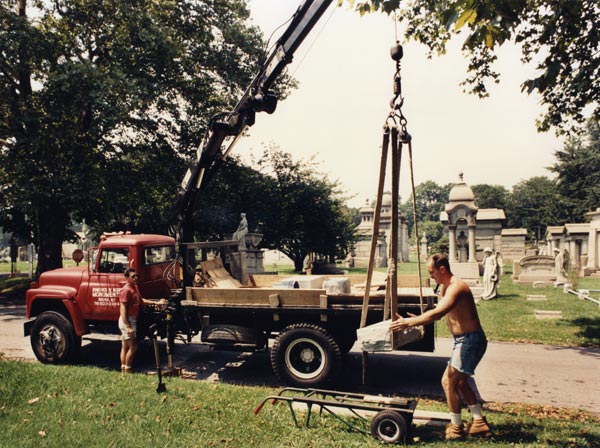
xmin=2 ymin=299 xmax=599 ymax=415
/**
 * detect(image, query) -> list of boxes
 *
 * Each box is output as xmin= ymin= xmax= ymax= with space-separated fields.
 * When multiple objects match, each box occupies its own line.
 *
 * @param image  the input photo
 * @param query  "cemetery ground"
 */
xmin=1 ymin=360 xmax=599 ymax=448
xmin=1 ymin=263 xmax=600 ymax=446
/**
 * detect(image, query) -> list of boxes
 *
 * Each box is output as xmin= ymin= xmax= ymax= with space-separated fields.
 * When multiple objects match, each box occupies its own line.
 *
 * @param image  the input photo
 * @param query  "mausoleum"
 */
xmin=352 ymin=193 xmax=409 ymax=268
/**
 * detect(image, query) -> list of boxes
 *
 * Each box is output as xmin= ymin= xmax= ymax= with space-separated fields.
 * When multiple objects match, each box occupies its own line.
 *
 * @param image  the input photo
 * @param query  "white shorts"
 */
xmin=118 ymin=316 xmax=137 ymax=341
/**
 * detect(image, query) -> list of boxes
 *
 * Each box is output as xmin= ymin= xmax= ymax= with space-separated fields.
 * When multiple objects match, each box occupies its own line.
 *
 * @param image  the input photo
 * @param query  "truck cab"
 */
xmin=24 ymin=233 xmax=178 ymax=364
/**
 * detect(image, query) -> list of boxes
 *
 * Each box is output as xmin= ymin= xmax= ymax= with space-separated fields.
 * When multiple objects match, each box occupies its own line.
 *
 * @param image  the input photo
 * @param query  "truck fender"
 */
xmin=27 ymin=288 xmax=88 ymax=337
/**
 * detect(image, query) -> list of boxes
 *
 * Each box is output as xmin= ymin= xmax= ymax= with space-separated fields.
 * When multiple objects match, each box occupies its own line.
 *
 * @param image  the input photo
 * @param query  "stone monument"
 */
xmin=481 ymin=247 xmax=500 ymax=300
xmin=225 ymin=213 xmax=265 ymax=281
xmin=554 ymin=247 xmax=569 ymax=286
xmin=443 ymin=173 xmax=481 ymax=294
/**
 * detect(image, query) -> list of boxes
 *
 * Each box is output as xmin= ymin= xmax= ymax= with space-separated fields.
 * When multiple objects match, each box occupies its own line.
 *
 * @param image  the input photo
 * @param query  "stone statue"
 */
xmin=232 ymin=212 xmax=248 ymax=250
xmin=554 ymin=248 xmax=569 ymax=283
xmin=303 ymin=254 xmax=313 ymax=275
xmin=481 ymin=247 xmax=500 ymax=300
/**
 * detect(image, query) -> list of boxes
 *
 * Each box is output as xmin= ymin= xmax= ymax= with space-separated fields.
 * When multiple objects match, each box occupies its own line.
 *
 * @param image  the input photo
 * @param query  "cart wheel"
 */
xmin=371 ymin=410 xmax=407 ymax=444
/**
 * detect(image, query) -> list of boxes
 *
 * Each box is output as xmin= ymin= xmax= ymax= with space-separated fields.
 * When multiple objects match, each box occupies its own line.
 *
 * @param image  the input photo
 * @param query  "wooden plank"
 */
xmin=188 ymin=287 xmax=325 ymax=307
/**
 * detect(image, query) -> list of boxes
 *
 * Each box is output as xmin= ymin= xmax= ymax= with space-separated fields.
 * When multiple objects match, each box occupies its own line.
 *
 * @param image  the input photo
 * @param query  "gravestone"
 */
xmin=512 ymin=255 xmax=556 ymax=284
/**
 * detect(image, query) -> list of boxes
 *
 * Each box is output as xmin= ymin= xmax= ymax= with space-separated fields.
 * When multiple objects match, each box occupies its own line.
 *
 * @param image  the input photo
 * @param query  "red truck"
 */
xmin=23 ymin=0 xmax=437 ymax=387
xmin=25 ymin=232 xmax=436 ymax=386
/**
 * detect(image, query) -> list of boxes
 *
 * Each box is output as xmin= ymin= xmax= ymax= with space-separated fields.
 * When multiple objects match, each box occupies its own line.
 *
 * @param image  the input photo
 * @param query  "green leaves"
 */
xmin=341 ymin=0 xmax=599 ymax=135
xmin=454 ymin=8 xmax=477 ymax=31
xmin=0 ymin=1 xmax=277 ymax=272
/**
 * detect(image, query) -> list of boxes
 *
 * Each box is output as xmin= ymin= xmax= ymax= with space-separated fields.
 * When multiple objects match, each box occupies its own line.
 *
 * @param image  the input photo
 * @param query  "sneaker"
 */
xmin=468 ymin=417 xmax=492 ymax=437
xmin=445 ymin=423 xmax=465 ymax=440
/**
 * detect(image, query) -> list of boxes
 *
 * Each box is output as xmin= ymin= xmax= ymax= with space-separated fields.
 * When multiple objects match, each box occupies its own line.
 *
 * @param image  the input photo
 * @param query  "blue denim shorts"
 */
xmin=449 ymin=329 xmax=487 ymax=375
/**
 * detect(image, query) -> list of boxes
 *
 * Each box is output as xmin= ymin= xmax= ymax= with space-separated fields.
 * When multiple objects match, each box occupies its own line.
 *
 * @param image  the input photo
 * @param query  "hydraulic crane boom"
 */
xmin=169 ymin=0 xmax=333 ymax=267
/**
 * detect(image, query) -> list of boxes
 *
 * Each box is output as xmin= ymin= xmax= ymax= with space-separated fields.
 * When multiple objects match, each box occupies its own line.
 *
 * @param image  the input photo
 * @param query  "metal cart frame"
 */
xmin=254 ymin=387 xmax=417 ymax=444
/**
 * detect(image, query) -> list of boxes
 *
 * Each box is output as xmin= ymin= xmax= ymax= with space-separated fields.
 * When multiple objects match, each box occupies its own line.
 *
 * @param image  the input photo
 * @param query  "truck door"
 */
xmin=83 ymin=247 xmax=130 ymax=321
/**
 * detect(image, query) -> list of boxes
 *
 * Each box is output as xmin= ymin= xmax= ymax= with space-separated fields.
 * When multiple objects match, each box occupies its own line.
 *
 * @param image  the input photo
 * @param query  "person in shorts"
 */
xmin=119 ymin=268 xmax=167 ymax=373
xmin=390 ymin=253 xmax=492 ymax=440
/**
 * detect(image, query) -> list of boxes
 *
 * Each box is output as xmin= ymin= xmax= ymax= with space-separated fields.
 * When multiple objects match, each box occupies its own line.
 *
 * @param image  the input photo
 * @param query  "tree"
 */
xmin=549 ymin=119 xmax=600 ymax=222
xmin=400 ymin=180 xmax=452 ymax=234
xmin=253 ymin=146 xmax=356 ymax=271
xmin=345 ymin=0 xmax=600 ymax=135
xmin=504 ymin=176 xmax=566 ymax=239
xmin=471 ymin=184 xmax=510 ymax=210
xmin=0 ymin=1 xmax=271 ymax=274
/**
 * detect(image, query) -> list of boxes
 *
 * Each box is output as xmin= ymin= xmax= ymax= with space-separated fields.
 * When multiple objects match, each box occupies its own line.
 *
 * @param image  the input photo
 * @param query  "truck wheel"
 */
xmin=370 ymin=410 xmax=407 ymax=444
xmin=270 ymin=323 xmax=341 ymax=387
xmin=30 ymin=311 xmax=80 ymax=364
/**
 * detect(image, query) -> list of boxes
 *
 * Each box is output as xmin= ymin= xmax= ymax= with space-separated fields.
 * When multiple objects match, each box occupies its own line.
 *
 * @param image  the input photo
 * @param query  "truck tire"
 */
xmin=270 ymin=323 xmax=341 ymax=387
xmin=30 ymin=311 xmax=80 ymax=364
xmin=370 ymin=410 xmax=407 ymax=444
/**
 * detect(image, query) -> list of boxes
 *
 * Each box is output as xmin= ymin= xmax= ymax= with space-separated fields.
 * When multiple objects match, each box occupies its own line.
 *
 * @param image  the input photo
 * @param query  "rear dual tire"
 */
xmin=270 ymin=323 xmax=341 ymax=387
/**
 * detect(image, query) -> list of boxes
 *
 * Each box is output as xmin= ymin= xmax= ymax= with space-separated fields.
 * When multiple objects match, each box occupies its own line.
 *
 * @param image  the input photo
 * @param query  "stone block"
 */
xmin=534 ymin=310 xmax=562 ymax=319
xmin=322 ymin=277 xmax=350 ymax=295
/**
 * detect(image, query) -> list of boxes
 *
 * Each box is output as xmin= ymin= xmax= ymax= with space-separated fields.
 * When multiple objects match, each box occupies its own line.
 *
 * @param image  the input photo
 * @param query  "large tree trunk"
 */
xmin=35 ymin=204 xmax=69 ymax=276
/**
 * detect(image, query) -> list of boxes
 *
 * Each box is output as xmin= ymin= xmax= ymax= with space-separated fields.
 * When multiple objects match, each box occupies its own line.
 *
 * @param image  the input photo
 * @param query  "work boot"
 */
xmin=468 ymin=417 xmax=492 ymax=437
xmin=445 ymin=423 xmax=465 ymax=440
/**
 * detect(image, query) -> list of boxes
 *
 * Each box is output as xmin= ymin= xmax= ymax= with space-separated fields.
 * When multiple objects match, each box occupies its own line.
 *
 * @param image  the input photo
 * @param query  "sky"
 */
xmin=234 ymin=1 xmax=565 ymax=208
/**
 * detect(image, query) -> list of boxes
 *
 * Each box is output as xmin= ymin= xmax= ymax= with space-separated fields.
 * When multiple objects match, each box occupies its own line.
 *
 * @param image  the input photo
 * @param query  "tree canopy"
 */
xmin=0 ymin=0 xmax=269 ymax=273
xmin=549 ymin=119 xmax=600 ymax=223
xmin=251 ymin=146 xmax=356 ymax=271
xmin=344 ymin=0 xmax=599 ymax=135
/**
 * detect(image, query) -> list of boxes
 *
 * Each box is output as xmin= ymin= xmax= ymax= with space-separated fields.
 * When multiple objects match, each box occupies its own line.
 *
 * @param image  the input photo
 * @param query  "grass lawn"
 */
xmin=436 ymin=274 xmax=600 ymax=347
xmin=0 ymin=360 xmax=598 ymax=448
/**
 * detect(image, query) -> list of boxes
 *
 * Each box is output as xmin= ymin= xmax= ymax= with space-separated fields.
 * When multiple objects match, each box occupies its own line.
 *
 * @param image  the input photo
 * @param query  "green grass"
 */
xmin=434 ymin=274 xmax=600 ymax=347
xmin=0 ymin=360 xmax=598 ymax=448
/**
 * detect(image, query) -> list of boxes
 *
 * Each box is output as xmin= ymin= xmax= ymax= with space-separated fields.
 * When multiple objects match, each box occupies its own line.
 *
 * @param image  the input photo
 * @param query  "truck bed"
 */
xmin=185 ymin=286 xmax=436 ymax=309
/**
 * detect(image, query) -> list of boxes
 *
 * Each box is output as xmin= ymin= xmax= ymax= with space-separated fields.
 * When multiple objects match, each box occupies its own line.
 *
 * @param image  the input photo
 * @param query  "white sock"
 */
xmin=450 ymin=412 xmax=462 ymax=426
xmin=468 ymin=404 xmax=483 ymax=419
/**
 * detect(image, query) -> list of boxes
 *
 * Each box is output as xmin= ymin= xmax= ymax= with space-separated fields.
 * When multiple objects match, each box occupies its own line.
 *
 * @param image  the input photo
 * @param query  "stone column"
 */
xmin=587 ymin=230 xmax=598 ymax=270
xmin=448 ymin=226 xmax=457 ymax=262
xmin=468 ymin=225 xmax=477 ymax=262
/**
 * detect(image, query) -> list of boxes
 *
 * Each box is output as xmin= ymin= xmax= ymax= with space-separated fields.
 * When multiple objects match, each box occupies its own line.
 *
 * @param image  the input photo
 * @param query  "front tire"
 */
xmin=30 ymin=311 xmax=80 ymax=364
xmin=270 ymin=323 xmax=341 ymax=387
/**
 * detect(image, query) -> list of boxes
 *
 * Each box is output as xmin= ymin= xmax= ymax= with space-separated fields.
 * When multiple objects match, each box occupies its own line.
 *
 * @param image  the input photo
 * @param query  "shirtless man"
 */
xmin=390 ymin=253 xmax=492 ymax=439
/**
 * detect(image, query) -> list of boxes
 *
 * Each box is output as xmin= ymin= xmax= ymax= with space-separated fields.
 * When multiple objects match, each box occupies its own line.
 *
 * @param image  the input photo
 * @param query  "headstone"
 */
xmin=512 ymin=255 xmax=556 ymax=284
xmin=534 ymin=310 xmax=562 ymax=319
xmin=527 ymin=295 xmax=547 ymax=301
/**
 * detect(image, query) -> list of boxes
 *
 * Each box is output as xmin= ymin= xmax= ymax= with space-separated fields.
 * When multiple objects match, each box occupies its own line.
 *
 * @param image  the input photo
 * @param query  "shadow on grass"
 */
xmin=495 ymin=293 xmax=520 ymax=301
xmin=410 ymin=420 xmax=600 ymax=446
xmin=570 ymin=316 xmax=600 ymax=347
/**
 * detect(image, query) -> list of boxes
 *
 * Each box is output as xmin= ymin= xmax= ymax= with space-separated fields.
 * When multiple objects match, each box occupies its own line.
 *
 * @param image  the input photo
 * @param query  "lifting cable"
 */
xmin=359 ymin=40 xmax=425 ymax=330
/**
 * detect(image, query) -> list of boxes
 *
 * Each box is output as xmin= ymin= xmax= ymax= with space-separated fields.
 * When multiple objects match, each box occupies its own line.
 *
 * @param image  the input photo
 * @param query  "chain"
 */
xmin=387 ymin=42 xmax=411 ymax=143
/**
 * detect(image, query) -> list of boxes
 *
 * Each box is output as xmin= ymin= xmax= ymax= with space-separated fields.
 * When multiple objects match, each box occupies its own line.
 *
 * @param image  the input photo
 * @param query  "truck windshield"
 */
xmin=143 ymin=245 xmax=176 ymax=266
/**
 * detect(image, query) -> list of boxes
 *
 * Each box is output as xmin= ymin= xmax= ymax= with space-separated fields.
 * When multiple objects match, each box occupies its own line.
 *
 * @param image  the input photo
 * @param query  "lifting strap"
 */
xmin=359 ymin=42 xmax=426 ymax=331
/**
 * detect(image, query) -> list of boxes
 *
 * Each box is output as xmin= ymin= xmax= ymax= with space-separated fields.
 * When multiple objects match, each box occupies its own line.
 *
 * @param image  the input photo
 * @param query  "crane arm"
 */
xmin=168 ymin=0 xmax=333 ymax=276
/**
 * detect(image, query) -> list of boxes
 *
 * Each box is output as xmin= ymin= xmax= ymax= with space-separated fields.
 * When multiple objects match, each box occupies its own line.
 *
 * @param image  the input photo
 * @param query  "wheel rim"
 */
xmin=284 ymin=337 xmax=326 ymax=379
xmin=35 ymin=324 xmax=66 ymax=360
xmin=377 ymin=418 xmax=401 ymax=443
